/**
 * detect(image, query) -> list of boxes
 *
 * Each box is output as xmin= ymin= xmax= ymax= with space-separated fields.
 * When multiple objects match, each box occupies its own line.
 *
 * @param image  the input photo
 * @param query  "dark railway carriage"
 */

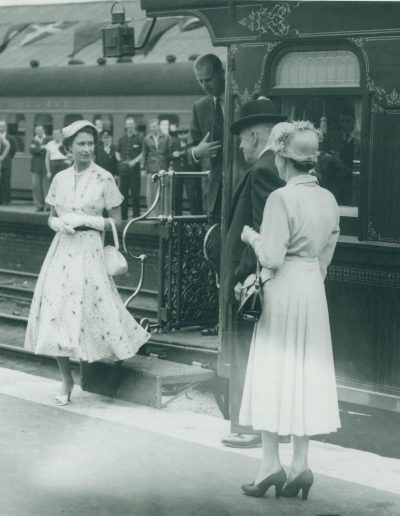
xmin=0 ymin=63 xmax=202 ymax=196
xmin=141 ymin=0 xmax=400 ymax=413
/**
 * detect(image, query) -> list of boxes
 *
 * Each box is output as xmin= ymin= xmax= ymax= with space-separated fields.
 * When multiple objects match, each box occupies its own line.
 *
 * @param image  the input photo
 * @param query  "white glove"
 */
xmin=49 ymin=216 xmax=75 ymax=234
xmin=60 ymin=213 xmax=105 ymax=231
xmin=234 ymin=281 xmax=243 ymax=302
xmin=241 ymin=225 xmax=259 ymax=247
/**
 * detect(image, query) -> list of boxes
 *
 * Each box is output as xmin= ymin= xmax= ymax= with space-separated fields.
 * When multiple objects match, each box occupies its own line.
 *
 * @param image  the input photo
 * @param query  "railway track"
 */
xmin=0 ymin=268 xmax=219 ymax=369
xmin=0 ymin=268 xmax=158 ymax=320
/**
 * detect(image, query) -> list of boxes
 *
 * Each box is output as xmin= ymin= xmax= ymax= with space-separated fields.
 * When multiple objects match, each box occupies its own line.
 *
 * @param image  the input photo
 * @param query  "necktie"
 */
xmin=212 ymin=98 xmax=224 ymax=144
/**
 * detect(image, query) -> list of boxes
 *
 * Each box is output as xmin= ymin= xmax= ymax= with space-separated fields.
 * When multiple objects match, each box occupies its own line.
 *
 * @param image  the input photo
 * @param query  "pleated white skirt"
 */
xmin=239 ymin=258 xmax=341 ymax=436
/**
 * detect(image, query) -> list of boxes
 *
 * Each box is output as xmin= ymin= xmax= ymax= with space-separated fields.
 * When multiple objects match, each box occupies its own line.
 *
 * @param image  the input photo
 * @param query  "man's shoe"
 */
xmin=222 ymin=433 xmax=262 ymax=448
xmin=201 ymin=325 xmax=218 ymax=336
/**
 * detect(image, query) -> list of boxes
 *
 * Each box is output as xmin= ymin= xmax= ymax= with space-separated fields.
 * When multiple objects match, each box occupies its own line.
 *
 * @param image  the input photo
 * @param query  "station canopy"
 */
xmin=0 ymin=0 xmax=226 ymax=68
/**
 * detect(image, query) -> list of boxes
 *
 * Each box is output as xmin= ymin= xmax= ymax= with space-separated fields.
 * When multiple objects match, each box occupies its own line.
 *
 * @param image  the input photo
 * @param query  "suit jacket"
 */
xmin=0 ymin=135 xmax=17 ymax=170
xmin=30 ymin=136 xmax=51 ymax=174
xmin=143 ymin=133 xmax=171 ymax=174
xmin=95 ymin=143 xmax=118 ymax=176
xmin=224 ymin=149 xmax=285 ymax=304
xmin=187 ymin=95 xmax=222 ymax=221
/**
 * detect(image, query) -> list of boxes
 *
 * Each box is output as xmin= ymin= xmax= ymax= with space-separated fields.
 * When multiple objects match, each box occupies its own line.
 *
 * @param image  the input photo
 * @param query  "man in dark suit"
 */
xmin=222 ymin=98 xmax=287 ymax=448
xmin=95 ymin=130 xmax=118 ymax=177
xmin=187 ymin=53 xmax=225 ymax=222
xmin=187 ymin=53 xmax=225 ymax=336
xmin=116 ymin=117 xmax=143 ymax=220
xmin=0 ymin=119 xmax=17 ymax=205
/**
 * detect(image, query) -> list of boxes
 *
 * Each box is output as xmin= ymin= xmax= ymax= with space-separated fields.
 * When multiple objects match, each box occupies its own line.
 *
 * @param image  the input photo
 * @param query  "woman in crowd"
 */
xmin=25 ymin=120 xmax=150 ymax=405
xmin=239 ymin=121 xmax=340 ymax=500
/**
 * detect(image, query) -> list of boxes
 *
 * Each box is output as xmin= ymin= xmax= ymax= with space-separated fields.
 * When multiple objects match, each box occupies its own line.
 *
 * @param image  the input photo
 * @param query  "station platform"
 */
xmin=1 ymin=366 xmax=400 ymax=516
xmin=0 ymin=201 xmax=160 ymax=235
xmin=0 ymin=201 xmax=160 ymax=290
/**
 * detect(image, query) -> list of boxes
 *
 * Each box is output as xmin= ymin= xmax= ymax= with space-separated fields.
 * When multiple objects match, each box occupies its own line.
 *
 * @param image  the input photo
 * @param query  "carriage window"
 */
xmin=279 ymin=96 xmax=361 ymax=207
xmin=7 ymin=114 xmax=26 ymax=152
xmin=93 ymin=114 xmax=113 ymax=134
xmin=34 ymin=114 xmax=53 ymax=137
xmin=63 ymin=114 xmax=83 ymax=126
xmin=273 ymin=50 xmax=361 ymax=210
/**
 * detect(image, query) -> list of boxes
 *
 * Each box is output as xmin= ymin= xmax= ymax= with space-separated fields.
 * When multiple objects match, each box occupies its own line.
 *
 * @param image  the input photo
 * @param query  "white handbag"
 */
xmin=103 ymin=218 xmax=128 ymax=276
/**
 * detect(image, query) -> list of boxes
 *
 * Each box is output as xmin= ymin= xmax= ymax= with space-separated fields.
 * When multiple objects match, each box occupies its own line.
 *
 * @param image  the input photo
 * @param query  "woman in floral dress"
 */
xmin=25 ymin=121 xmax=150 ymax=405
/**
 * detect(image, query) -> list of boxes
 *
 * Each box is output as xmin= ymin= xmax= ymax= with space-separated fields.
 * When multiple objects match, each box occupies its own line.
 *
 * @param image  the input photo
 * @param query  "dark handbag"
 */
xmin=237 ymin=262 xmax=264 ymax=322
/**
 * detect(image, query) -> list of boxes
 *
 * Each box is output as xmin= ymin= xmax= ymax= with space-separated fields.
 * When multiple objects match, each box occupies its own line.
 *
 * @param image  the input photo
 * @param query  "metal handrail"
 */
xmin=122 ymin=173 xmax=164 ymax=309
xmin=203 ymin=223 xmax=220 ymax=289
xmin=122 ymin=169 xmax=211 ymax=311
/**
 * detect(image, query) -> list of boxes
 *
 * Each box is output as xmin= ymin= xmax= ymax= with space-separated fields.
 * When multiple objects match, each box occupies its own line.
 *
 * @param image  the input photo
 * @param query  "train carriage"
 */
xmin=0 ymin=63 xmax=203 ymax=197
xmin=140 ymin=0 xmax=400 ymax=414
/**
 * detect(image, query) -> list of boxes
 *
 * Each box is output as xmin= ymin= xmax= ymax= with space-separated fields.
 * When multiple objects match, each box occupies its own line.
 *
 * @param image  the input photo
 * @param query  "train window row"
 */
xmin=3 ymin=113 xmax=182 ymax=153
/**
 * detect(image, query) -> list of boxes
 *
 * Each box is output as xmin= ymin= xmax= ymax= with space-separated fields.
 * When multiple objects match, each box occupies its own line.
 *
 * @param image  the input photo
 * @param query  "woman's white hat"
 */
xmin=62 ymin=120 xmax=97 ymax=139
xmin=278 ymin=121 xmax=321 ymax=164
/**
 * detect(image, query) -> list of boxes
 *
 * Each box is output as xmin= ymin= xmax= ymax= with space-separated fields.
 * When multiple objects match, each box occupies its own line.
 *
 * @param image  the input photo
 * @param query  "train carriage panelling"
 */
xmin=0 ymin=64 xmax=202 ymax=195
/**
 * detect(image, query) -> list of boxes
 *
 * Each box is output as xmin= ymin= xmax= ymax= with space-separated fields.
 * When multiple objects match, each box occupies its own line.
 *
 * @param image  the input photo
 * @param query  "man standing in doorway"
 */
xmin=187 ymin=53 xmax=225 ymax=337
xmin=30 ymin=124 xmax=51 ymax=212
xmin=187 ymin=53 xmax=225 ymax=223
xmin=116 ymin=117 xmax=143 ymax=220
xmin=0 ymin=120 xmax=17 ymax=205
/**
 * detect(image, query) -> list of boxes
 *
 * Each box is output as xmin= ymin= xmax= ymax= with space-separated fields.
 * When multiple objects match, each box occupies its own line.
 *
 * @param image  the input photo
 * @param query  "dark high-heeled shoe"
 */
xmin=281 ymin=469 xmax=314 ymax=500
xmin=241 ymin=469 xmax=287 ymax=498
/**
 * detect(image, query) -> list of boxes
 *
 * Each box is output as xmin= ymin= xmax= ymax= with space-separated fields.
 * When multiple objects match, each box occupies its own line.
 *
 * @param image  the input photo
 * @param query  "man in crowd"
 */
xmin=170 ymin=125 xmax=203 ymax=215
xmin=30 ymin=124 xmax=51 ymax=212
xmin=95 ymin=130 xmax=118 ymax=178
xmin=223 ymin=98 xmax=287 ymax=448
xmin=45 ymin=129 xmax=70 ymax=180
xmin=0 ymin=120 xmax=17 ymax=205
xmin=116 ymin=117 xmax=143 ymax=221
xmin=143 ymin=118 xmax=172 ymax=216
xmin=94 ymin=118 xmax=104 ymax=135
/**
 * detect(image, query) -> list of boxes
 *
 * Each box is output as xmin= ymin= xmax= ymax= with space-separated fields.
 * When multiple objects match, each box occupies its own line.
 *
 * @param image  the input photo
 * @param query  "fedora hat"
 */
xmin=230 ymin=98 xmax=287 ymax=135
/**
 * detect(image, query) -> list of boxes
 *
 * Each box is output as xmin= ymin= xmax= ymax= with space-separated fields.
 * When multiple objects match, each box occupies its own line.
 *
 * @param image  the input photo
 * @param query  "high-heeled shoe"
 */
xmin=54 ymin=384 xmax=74 ymax=406
xmin=241 ymin=469 xmax=287 ymax=497
xmin=281 ymin=469 xmax=314 ymax=500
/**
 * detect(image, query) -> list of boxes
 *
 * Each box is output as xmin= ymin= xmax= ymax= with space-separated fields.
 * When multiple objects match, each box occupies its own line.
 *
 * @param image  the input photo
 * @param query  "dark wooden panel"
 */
xmin=326 ymin=243 xmax=400 ymax=393
xmin=367 ymin=110 xmax=400 ymax=242
xmin=143 ymin=2 xmax=400 ymax=44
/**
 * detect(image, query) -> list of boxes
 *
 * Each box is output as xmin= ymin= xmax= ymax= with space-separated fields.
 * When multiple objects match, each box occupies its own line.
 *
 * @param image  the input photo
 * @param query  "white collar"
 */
xmin=257 ymin=144 xmax=272 ymax=161
xmin=287 ymin=174 xmax=318 ymax=186
xmin=214 ymin=94 xmax=224 ymax=104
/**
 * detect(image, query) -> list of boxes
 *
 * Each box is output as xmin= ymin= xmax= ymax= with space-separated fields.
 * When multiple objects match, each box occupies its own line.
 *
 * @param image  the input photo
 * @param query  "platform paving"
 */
xmin=1 ymin=366 xmax=400 ymax=516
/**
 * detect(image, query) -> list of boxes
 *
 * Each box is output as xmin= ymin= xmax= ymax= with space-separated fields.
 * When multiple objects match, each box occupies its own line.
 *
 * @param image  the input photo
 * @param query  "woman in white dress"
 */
xmin=239 ymin=121 xmax=340 ymax=500
xmin=25 ymin=121 xmax=150 ymax=405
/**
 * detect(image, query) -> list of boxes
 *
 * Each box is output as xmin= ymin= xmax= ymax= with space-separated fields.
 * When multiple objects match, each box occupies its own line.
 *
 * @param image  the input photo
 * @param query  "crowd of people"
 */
xmin=0 ymin=114 xmax=205 ymax=219
xmin=17 ymin=52 xmax=342 ymax=503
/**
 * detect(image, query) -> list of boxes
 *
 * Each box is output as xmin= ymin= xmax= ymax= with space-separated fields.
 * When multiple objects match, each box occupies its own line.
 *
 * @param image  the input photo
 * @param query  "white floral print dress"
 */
xmin=25 ymin=163 xmax=150 ymax=362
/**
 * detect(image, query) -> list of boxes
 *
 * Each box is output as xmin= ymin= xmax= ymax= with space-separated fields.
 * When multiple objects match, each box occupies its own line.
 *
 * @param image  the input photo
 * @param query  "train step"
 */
xmin=81 ymin=355 xmax=215 ymax=409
